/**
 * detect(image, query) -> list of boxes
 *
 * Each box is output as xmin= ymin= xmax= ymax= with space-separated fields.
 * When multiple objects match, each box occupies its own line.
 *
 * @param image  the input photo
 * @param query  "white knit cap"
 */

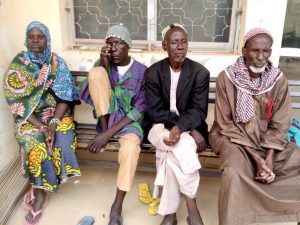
xmin=161 ymin=23 xmax=187 ymax=40
xmin=105 ymin=23 xmax=132 ymax=48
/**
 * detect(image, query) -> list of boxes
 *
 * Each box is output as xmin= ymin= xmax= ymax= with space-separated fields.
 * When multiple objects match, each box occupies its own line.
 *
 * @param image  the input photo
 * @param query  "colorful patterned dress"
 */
xmin=3 ymin=51 xmax=81 ymax=192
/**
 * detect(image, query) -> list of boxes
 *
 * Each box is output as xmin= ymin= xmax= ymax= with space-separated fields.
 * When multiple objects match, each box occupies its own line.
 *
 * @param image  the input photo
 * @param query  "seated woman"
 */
xmin=3 ymin=21 xmax=81 ymax=225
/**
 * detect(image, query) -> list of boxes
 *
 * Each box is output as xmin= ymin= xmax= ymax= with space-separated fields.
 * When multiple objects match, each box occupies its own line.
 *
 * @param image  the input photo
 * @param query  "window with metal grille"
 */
xmin=67 ymin=0 xmax=241 ymax=51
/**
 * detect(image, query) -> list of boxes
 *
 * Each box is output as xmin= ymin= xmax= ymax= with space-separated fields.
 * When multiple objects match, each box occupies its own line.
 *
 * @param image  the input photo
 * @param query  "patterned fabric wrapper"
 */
xmin=2 ymin=21 xmax=80 ymax=192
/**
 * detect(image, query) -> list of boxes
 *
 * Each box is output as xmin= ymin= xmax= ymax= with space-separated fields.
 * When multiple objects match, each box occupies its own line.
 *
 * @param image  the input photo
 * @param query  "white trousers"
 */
xmin=148 ymin=124 xmax=201 ymax=215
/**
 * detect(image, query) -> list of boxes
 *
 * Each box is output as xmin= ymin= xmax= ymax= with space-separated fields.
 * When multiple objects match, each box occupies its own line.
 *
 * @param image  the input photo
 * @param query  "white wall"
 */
xmin=0 ymin=0 xmax=288 ymax=170
xmin=242 ymin=0 xmax=288 ymax=66
xmin=0 ymin=0 xmax=64 ymax=170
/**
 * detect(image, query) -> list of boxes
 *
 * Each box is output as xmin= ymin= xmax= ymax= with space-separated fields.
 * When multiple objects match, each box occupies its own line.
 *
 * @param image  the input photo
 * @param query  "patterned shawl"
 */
xmin=3 ymin=21 xmax=78 ymax=124
xmin=225 ymin=56 xmax=282 ymax=123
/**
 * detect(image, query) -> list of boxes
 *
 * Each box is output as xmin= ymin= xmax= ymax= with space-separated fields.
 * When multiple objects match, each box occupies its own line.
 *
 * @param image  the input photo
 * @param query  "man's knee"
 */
xmin=118 ymin=133 xmax=141 ymax=162
xmin=88 ymin=66 xmax=107 ymax=81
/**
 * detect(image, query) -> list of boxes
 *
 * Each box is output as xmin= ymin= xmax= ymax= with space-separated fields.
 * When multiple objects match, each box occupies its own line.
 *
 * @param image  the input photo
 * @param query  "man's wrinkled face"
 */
xmin=242 ymin=34 xmax=272 ymax=78
xmin=106 ymin=37 xmax=129 ymax=66
xmin=163 ymin=27 xmax=188 ymax=65
xmin=26 ymin=28 xmax=47 ymax=53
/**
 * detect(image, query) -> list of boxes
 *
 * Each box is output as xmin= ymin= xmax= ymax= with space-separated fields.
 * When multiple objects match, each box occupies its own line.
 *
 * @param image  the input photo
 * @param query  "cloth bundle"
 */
xmin=287 ymin=118 xmax=300 ymax=148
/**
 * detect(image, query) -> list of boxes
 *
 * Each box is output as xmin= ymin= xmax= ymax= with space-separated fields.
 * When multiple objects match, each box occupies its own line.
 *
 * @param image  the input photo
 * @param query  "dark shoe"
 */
xmin=77 ymin=216 xmax=94 ymax=225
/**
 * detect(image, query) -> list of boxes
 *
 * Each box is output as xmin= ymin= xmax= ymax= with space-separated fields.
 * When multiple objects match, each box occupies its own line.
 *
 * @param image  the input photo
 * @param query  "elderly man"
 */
xmin=79 ymin=24 xmax=147 ymax=225
xmin=145 ymin=24 xmax=210 ymax=225
xmin=209 ymin=28 xmax=300 ymax=225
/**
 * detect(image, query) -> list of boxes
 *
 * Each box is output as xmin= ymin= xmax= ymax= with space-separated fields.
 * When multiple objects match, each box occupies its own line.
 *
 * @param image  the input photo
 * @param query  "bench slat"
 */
xmin=76 ymin=140 xmax=218 ymax=157
xmin=288 ymin=80 xmax=300 ymax=86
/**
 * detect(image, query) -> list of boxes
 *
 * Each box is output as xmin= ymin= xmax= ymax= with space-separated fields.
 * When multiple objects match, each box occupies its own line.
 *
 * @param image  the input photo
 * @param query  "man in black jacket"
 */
xmin=145 ymin=24 xmax=209 ymax=225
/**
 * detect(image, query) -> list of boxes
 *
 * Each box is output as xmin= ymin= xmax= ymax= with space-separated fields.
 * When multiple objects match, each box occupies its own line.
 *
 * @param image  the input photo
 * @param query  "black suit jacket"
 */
xmin=145 ymin=58 xmax=210 ymax=143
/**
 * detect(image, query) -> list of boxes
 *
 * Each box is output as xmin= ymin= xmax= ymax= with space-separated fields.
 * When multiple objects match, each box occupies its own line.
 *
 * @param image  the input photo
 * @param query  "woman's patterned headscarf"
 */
xmin=24 ymin=21 xmax=51 ymax=66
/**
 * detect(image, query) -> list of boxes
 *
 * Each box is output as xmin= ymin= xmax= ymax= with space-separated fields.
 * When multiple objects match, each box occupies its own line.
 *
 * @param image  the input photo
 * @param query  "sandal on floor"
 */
xmin=24 ymin=207 xmax=43 ymax=225
xmin=138 ymin=183 xmax=153 ymax=204
xmin=23 ymin=188 xmax=35 ymax=209
xmin=147 ymin=197 xmax=160 ymax=215
xmin=24 ymin=195 xmax=48 ymax=225
xmin=77 ymin=216 xmax=94 ymax=225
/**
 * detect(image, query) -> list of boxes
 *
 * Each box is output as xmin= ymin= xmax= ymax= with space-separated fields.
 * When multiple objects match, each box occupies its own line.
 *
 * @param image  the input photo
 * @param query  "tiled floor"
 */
xmin=9 ymin=162 xmax=298 ymax=225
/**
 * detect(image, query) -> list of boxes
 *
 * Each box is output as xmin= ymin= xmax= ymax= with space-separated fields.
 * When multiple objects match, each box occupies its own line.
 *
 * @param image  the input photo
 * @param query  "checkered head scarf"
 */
xmin=243 ymin=27 xmax=273 ymax=47
xmin=225 ymin=28 xmax=282 ymax=124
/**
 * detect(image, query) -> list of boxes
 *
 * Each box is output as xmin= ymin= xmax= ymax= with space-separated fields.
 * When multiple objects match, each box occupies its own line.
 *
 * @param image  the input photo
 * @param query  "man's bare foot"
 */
xmin=108 ymin=208 xmax=122 ymax=225
xmin=25 ymin=188 xmax=46 ymax=224
xmin=160 ymin=213 xmax=177 ymax=225
xmin=187 ymin=216 xmax=204 ymax=225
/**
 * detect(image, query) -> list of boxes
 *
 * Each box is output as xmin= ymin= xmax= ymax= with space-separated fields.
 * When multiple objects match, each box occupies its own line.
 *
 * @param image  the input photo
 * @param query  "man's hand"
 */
xmin=189 ymin=129 xmax=206 ymax=152
xmin=264 ymin=149 xmax=275 ymax=183
xmin=163 ymin=126 xmax=180 ymax=146
xmin=99 ymin=45 xmax=111 ymax=69
xmin=254 ymin=154 xmax=275 ymax=184
xmin=265 ymin=149 xmax=274 ymax=172
xmin=244 ymin=146 xmax=275 ymax=184
xmin=88 ymin=131 xmax=111 ymax=154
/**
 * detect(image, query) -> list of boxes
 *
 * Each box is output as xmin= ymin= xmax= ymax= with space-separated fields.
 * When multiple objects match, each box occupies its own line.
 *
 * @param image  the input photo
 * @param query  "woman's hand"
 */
xmin=41 ymin=125 xmax=56 ymax=155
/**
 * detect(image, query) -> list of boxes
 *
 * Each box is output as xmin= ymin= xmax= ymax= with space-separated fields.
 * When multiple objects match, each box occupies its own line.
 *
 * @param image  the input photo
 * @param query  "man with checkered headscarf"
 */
xmin=209 ymin=28 xmax=300 ymax=225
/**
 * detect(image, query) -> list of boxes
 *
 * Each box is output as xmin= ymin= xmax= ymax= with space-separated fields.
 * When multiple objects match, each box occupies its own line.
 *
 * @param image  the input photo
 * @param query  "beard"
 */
xmin=249 ymin=64 xmax=267 ymax=73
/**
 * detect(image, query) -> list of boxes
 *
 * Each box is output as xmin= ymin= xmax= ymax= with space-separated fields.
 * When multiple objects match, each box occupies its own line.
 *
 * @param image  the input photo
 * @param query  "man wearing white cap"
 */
xmin=79 ymin=24 xmax=147 ymax=225
xmin=209 ymin=28 xmax=300 ymax=225
xmin=145 ymin=24 xmax=209 ymax=225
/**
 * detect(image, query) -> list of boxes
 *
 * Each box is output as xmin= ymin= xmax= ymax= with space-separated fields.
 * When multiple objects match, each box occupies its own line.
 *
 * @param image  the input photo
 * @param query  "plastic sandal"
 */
xmin=23 ymin=195 xmax=48 ymax=225
xmin=23 ymin=188 xmax=35 ymax=209
xmin=24 ymin=207 xmax=43 ymax=225
xmin=138 ymin=183 xmax=153 ymax=204
xmin=77 ymin=216 xmax=95 ymax=225
xmin=147 ymin=197 xmax=160 ymax=215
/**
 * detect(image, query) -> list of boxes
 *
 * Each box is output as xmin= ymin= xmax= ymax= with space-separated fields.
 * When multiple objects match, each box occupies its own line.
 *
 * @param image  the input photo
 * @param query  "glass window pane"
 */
xmin=156 ymin=0 xmax=233 ymax=42
xmin=73 ymin=0 xmax=148 ymax=40
xmin=279 ymin=56 xmax=300 ymax=80
xmin=282 ymin=0 xmax=300 ymax=48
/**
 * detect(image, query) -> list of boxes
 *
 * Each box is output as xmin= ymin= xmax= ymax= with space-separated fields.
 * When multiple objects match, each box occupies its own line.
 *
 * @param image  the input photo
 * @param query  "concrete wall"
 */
xmin=0 ymin=0 xmax=288 ymax=170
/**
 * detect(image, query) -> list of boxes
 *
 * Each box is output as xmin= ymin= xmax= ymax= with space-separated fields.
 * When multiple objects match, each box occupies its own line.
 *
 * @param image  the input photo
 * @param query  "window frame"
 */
xmin=66 ymin=0 xmax=242 ymax=52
